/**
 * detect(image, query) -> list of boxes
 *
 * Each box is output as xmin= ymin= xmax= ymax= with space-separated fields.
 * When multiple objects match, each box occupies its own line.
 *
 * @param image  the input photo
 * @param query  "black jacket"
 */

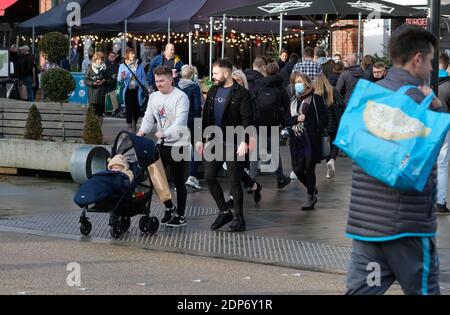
xmin=254 ymin=74 xmax=291 ymax=126
xmin=19 ymin=53 xmax=34 ymax=79
xmin=202 ymin=81 xmax=254 ymax=145
xmin=280 ymin=62 xmax=295 ymax=88
xmin=244 ymin=68 xmax=264 ymax=97
xmin=336 ymin=66 xmax=368 ymax=105
xmin=283 ymin=93 xmax=328 ymax=163
xmin=438 ymin=76 xmax=450 ymax=113
xmin=105 ymin=60 xmax=120 ymax=92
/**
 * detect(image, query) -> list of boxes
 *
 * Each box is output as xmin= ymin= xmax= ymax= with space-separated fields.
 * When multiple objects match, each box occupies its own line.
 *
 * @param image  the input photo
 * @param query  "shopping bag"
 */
xmin=115 ymin=80 xmax=125 ymax=104
xmin=147 ymin=158 xmax=172 ymax=203
xmin=19 ymin=84 xmax=28 ymax=100
xmin=334 ymin=79 xmax=450 ymax=191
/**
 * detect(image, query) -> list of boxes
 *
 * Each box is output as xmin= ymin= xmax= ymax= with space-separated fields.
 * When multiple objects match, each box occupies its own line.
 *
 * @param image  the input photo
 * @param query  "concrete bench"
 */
xmin=0 ymin=99 xmax=87 ymax=143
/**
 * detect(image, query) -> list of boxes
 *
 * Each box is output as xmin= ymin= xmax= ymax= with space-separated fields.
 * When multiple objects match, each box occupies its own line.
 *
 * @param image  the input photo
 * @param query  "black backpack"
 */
xmin=255 ymin=85 xmax=282 ymax=126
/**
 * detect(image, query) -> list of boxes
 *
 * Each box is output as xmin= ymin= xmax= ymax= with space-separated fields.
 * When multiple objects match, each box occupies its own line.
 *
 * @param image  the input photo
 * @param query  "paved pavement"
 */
xmin=1 ymin=116 xmax=449 ymax=295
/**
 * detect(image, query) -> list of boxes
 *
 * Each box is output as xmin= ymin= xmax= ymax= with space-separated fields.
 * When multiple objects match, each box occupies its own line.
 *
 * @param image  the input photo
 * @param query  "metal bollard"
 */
xmin=70 ymin=146 xmax=110 ymax=184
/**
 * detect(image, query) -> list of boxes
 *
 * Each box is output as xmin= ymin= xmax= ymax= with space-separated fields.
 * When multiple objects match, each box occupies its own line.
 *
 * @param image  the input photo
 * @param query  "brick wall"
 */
xmin=332 ymin=20 xmax=364 ymax=58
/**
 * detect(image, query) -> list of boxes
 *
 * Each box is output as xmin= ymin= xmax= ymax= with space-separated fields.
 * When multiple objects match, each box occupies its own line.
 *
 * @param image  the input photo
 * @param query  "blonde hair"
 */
xmin=232 ymin=69 xmax=249 ymax=90
xmin=92 ymin=52 xmax=104 ymax=63
xmin=181 ymin=65 xmax=197 ymax=80
xmin=313 ymin=74 xmax=334 ymax=107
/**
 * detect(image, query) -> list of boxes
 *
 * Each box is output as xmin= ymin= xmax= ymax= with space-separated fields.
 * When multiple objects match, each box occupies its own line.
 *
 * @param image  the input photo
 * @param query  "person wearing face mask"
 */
xmin=284 ymin=72 xmax=328 ymax=211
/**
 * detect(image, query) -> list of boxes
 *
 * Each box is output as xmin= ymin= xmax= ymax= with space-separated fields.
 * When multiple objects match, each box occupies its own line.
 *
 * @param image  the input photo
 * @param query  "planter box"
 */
xmin=0 ymin=139 xmax=111 ymax=184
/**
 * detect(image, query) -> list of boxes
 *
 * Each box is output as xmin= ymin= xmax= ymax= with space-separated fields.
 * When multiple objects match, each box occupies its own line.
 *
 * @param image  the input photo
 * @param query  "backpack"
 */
xmin=255 ymin=85 xmax=282 ymax=126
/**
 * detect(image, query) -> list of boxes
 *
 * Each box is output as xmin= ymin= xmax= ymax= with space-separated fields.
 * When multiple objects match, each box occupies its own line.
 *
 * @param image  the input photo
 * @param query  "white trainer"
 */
xmin=186 ymin=176 xmax=201 ymax=190
xmin=327 ymin=159 xmax=336 ymax=179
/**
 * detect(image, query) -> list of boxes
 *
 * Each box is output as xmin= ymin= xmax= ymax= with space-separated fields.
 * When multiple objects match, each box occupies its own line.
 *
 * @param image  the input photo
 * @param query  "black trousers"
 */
xmin=327 ymin=131 xmax=340 ymax=162
xmin=159 ymin=146 xmax=188 ymax=217
xmin=204 ymin=159 xmax=245 ymax=214
xmin=125 ymin=88 xmax=140 ymax=124
xmin=291 ymin=152 xmax=317 ymax=195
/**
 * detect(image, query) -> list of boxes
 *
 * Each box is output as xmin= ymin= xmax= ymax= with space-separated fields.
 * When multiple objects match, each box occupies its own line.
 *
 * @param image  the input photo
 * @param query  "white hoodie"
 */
xmin=139 ymin=87 xmax=190 ymax=146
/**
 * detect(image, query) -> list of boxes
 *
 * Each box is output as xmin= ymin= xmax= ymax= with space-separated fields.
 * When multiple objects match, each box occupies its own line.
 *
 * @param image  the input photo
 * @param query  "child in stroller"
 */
xmin=74 ymin=131 xmax=175 ymax=239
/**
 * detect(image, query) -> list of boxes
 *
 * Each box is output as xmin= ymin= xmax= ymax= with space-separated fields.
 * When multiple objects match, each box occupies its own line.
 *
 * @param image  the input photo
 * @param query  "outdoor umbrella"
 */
xmin=18 ymin=0 xmax=116 ymax=34
xmin=213 ymin=0 xmax=427 ymax=61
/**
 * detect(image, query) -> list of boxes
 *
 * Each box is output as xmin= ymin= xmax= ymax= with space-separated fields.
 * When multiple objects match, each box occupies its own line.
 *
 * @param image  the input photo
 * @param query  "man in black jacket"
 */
xmin=280 ymin=53 xmax=299 ymax=88
xmin=244 ymin=56 xmax=267 ymax=98
xmin=18 ymin=45 xmax=35 ymax=101
xmin=345 ymin=25 xmax=442 ymax=295
xmin=196 ymin=59 xmax=254 ymax=233
xmin=105 ymin=51 xmax=121 ymax=116
xmin=336 ymin=54 xmax=368 ymax=106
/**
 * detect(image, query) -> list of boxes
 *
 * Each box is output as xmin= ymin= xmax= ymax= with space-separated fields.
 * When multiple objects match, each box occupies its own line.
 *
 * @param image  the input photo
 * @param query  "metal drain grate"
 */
xmin=0 ymin=209 xmax=351 ymax=273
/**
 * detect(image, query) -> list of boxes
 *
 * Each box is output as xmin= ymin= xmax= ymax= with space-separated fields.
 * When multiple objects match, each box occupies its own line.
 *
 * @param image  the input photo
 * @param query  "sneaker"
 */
xmin=166 ymin=215 xmax=187 ymax=227
xmin=290 ymin=171 xmax=298 ymax=180
xmin=211 ymin=211 xmax=233 ymax=231
xmin=161 ymin=207 xmax=176 ymax=224
xmin=186 ymin=176 xmax=201 ymax=190
xmin=435 ymin=203 xmax=450 ymax=216
xmin=327 ymin=160 xmax=336 ymax=179
xmin=277 ymin=176 xmax=291 ymax=189
xmin=253 ymin=183 xmax=262 ymax=203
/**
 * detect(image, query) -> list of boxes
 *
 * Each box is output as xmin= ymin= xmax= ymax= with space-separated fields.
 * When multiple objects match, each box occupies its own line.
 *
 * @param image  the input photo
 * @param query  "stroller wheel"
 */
xmin=148 ymin=217 xmax=160 ymax=234
xmin=139 ymin=216 xmax=159 ymax=234
xmin=119 ymin=216 xmax=131 ymax=232
xmin=139 ymin=217 xmax=150 ymax=233
xmin=110 ymin=225 xmax=123 ymax=239
xmin=80 ymin=221 xmax=92 ymax=236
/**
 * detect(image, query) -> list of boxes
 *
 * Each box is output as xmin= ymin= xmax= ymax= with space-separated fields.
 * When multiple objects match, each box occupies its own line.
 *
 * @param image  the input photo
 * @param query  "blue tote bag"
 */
xmin=335 ymin=79 xmax=450 ymax=191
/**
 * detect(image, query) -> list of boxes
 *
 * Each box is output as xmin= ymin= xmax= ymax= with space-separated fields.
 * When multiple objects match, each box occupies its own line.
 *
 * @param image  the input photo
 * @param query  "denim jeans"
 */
xmin=23 ymin=75 xmax=34 ymax=102
xmin=437 ymin=133 xmax=450 ymax=205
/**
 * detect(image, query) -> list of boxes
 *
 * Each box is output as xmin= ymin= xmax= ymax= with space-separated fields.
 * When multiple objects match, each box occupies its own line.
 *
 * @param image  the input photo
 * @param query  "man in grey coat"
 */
xmin=345 ymin=25 xmax=444 ymax=295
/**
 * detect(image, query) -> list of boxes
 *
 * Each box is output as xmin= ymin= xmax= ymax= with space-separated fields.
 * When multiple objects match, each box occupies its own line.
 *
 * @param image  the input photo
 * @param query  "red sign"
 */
xmin=0 ymin=0 xmax=18 ymax=16
xmin=405 ymin=18 xmax=428 ymax=28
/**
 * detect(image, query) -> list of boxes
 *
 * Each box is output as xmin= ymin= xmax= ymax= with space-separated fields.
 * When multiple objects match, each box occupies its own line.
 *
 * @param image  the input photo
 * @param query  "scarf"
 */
xmin=92 ymin=62 xmax=106 ymax=75
xmin=126 ymin=60 xmax=138 ymax=89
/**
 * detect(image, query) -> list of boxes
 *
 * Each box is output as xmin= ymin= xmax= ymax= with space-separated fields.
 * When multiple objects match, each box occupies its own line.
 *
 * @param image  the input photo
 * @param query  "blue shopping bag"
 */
xmin=335 ymin=79 xmax=450 ymax=191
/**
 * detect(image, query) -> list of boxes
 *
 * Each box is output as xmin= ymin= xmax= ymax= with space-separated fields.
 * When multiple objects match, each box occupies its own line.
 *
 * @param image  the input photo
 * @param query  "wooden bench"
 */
xmin=0 ymin=99 xmax=87 ymax=142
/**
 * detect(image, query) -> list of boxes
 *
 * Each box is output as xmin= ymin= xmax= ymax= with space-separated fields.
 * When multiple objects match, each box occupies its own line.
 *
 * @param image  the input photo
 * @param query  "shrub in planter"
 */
xmin=38 ymin=32 xmax=69 ymax=64
xmin=24 ymin=104 xmax=43 ymax=140
xmin=41 ymin=68 xmax=76 ymax=103
xmin=83 ymin=106 xmax=103 ymax=145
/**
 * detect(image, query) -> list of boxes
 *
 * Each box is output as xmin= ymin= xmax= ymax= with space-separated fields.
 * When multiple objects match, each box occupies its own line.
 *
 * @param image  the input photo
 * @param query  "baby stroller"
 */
xmin=74 ymin=131 xmax=166 ymax=239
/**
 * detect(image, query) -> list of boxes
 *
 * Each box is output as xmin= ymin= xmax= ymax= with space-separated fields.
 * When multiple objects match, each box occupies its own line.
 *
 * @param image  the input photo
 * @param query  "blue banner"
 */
xmin=69 ymin=72 xmax=88 ymax=105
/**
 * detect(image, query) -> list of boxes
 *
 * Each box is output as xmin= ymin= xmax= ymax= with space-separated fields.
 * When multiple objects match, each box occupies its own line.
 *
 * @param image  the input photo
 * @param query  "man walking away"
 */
xmin=244 ymin=56 xmax=267 ymax=98
xmin=336 ymin=54 xmax=368 ymax=106
xmin=434 ymin=53 xmax=450 ymax=215
xmin=316 ymin=47 xmax=335 ymax=79
xmin=345 ymin=25 xmax=442 ymax=295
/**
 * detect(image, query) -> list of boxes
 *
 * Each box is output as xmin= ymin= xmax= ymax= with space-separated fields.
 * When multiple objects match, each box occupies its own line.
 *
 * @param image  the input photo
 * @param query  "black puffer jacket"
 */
xmin=346 ymin=67 xmax=438 ymax=241
xmin=244 ymin=69 xmax=264 ymax=98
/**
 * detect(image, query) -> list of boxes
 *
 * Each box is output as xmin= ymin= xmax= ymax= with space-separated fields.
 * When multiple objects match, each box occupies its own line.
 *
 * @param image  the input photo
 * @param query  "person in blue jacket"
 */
xmin=147 ymin=43 xmax=183 ymax=89
xmin=118 ymin=48 xmax=149 ymax=132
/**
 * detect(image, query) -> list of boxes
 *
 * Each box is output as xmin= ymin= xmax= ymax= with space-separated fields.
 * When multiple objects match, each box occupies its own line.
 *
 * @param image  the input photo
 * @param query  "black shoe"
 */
xmin=277 ymin=176 xmax=291 ymax=189
xmin=435 ymin=203 xmax=450 ymax=216
xmin=211 ymin=211 xmax=233 ymax=231
xmin=225 ymin=199 xmax=234 ymax=209
xmin=228 ymin=215 xmax=246 ymax=232
xmin=161 ymin=207 xmax=176 ymax=224
xmin=247 ymin=187 xmax=253 ymax=194
xmin=166 ymin=215 xmax=187 ymax=227
xmin=253 ymin=183 xmax=262 ymax=203
xmin=301 ymin=195 xmax=317 ymax=211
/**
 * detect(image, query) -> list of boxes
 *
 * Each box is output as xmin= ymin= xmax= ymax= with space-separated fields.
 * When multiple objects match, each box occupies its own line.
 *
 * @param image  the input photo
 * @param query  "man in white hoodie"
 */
xmin=137 ymin=66 xmax=190 ymax=227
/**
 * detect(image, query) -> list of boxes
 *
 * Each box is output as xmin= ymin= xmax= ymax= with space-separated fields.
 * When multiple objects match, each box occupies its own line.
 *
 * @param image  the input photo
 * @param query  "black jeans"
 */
xmin=327 ymin=131 xmax=340 ymax=162
xmin=159 ymin=145 xmax=188 ymax=217
xmin=204 ymin=159 xmax=245 ymax=214
xmin=291 ymin=154 xmax=317 ymax=195
xmin=125 ymin=88 xmax=140 ymax=124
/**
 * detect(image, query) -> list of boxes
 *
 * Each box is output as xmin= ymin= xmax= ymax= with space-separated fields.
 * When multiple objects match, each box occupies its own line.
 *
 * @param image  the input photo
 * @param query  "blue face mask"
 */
xmin=295 ymin=83 xmax=305 ymax=95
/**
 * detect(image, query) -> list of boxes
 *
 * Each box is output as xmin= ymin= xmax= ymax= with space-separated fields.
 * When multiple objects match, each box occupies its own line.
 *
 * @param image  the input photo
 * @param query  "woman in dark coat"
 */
xmin=84 ymin=52 xmax=111 ymax=122
xmin=284 ymin=72 xmax=328 ymax=211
